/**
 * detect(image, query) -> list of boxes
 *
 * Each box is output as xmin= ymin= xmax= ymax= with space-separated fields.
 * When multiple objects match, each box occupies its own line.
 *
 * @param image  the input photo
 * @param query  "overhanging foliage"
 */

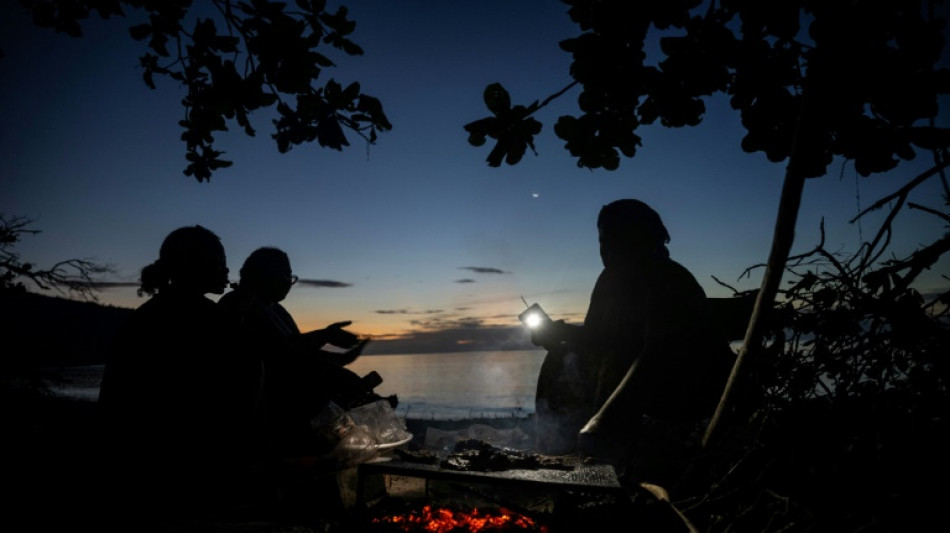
xmin=17 ymin=0 xmax=392 ymax=181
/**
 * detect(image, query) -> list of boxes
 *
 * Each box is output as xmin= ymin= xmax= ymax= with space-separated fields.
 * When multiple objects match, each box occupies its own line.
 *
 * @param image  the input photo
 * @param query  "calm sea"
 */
xmin=51 ymin=349 xmax=549 ymax=421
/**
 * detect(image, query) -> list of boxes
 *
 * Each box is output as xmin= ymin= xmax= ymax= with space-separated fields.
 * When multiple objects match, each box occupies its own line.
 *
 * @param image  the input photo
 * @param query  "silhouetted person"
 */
xmin=218 ymin=247 xmax=392 ymax=458
xmin=532 ymin=199 xmax=733 ymax=490
xmin=98 ymin=226 xmax=266 ymax=526
xmin=218 ymin=246 xmax=396 ymax=521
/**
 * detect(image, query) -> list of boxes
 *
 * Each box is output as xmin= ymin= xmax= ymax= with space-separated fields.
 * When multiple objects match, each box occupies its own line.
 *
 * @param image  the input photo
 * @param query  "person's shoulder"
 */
xmin=652 ymin=256 xmax=695 ymax=277
xmin=129 ymin=292 xmax=163 ymax=315
xmin=651 ymin=257 xmax=705 ymax=294
xmin=114 ymin=292 xmax=173 ymax=332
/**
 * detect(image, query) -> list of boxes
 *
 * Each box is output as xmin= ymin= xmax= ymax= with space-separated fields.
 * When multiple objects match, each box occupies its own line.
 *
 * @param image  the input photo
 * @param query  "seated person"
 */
xmin=98 ymin=225 xmax=267 ymax=522
xmin=219 ymin=246 xmax=394 ymax=459
xmin=531 ymin=200 xmax=734 ymax=490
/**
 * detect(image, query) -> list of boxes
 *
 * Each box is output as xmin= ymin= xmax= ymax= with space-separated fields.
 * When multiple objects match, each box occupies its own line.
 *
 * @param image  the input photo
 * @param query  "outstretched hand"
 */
xmin=336 ymin=337 xmax=370 ymax=366
xmin=324 ymin=321 xmax=360 ymax=349
xmin=530 ymin=319 xmax=570 ymax=350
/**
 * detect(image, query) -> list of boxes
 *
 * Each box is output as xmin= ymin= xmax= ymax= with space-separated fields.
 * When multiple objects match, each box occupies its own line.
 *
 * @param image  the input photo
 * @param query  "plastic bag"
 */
xmin=347 ymin=399 xmax=412 ymax=446
xmin=311 ymin=402 xmax=380 ymax=467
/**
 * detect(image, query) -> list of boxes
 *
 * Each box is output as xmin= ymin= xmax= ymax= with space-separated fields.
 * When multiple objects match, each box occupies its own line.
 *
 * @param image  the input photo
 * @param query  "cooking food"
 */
xmin=439 ymin=439 xmax=576 ymax=472
xmin=393 ymin=448 xmax=440 ymax=464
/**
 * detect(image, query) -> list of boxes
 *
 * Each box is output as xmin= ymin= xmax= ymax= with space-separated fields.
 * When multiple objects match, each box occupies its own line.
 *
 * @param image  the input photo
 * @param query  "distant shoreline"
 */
xmin=41 ymin=350 xmax=546 ymax=422
xmin=2 ymin=291 xmax=540 ymax=365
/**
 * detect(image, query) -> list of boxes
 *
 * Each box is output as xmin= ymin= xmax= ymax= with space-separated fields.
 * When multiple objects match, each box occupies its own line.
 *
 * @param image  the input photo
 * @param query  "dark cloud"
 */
xmin=362 ymin=297 xmax=585 ymax=354
xmin=375 ymin=309 xmax=444 ymax=315
xmin=61 ymin=280 xmax=140 ymax=289
xmin=297 ymin=279 xmax=352 ymax=288
xmin=85 ymin=278 xmax=357 ymax=290
xmin=99 ymin=281 xmax=141 ymax=288
xmin=455 ymin=278 xmax=476 ymax=284
xmin=459 ymin=266 xmax=509 ymax=275
xmin=421 ymin=316 xmax=481 ymax=328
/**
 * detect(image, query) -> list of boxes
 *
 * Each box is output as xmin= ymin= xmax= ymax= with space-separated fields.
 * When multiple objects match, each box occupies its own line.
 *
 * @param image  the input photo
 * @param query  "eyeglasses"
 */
xmin=288 ymin=274 xmax=299 ymax=285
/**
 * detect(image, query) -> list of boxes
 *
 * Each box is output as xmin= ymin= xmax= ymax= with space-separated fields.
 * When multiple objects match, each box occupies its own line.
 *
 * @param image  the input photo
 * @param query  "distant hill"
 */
xmin=0 ymin=291 xmax=133 ymax=367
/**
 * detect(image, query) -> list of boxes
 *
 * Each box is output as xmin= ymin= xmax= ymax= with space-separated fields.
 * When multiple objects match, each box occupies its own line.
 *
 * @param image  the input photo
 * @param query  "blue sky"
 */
xmin=2 ymin=1 xmax=947 ymax=354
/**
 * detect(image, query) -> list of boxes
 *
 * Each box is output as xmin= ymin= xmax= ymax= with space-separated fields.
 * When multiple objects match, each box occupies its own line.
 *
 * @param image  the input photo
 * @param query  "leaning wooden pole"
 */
xmin=703 ymin=130 xmax=805 ymax=446
xmin=702 ymin=162 xmax=807 ymax=448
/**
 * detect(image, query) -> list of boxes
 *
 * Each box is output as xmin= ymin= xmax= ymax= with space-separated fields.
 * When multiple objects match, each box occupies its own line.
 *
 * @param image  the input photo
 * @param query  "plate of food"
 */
xmin=377 ymin=434 xmax=413 ymax=451
xmin=338 ymin=433 xmax=413 ymax=454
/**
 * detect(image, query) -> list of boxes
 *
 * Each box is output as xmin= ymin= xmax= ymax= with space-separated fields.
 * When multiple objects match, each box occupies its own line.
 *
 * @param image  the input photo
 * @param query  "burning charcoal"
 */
xmin=369 ymin=503 xmax=547 ymax=532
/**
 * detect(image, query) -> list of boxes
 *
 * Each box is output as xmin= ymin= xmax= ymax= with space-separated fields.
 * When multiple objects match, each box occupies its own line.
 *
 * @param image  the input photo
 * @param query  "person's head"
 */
xmin=237 ymin=247 xmax=297 ymax=303
xmin=597 ymin=199 xmax=670 ymax=267
xmin=139 ymin=225 xmax=229 ymax=296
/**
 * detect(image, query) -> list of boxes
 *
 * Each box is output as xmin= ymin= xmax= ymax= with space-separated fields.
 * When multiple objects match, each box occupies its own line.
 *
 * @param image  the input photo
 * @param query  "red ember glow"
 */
xmin=372 ymin=504 xmax=548 ymax=532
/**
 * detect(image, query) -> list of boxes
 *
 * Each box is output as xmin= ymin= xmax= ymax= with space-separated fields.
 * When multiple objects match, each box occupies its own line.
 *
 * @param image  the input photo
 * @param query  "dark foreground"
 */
xmin=6 ymin=393 xmax=948 ymax=532
xmin=7 ymin=396 xmax=687 ymax=532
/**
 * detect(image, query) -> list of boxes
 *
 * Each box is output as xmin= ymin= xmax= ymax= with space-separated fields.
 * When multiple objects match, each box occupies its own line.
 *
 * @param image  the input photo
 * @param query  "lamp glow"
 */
xmin=524 ymin=311 xmax=543 ymax=328
xmin=518 ymin=302 xmax=548 ymax=329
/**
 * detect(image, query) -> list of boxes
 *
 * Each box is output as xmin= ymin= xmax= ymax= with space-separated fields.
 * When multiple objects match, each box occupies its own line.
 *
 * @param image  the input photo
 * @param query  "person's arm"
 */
xmin=530 ymin=320 xmax=587 ymax=351
xmin=577 ymin=354 xmax=644 ymax=458
xmin=534 ymin=268 xmax=607 ymax=353
xmin=299 ymin=321 xmax=360 ymax=351
xmin=318 ymin=337 xmax=370 ymax=366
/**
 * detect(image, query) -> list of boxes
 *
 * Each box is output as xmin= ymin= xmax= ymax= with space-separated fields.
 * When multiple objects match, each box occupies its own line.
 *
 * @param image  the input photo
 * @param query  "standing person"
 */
xmin=531 ymin=199 xmax=734 ymax=490
xmin=98 ymin=225 xmax=266 ymax=525
xmin=218 ymin=246 xmax=392 ymax=458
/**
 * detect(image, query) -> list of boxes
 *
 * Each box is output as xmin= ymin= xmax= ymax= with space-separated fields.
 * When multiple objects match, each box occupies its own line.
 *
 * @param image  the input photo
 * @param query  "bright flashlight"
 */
xmin=523 ymin=311 xmax=543 ymax=328
xmin=518 ymin=302 xmax=549 ymax=329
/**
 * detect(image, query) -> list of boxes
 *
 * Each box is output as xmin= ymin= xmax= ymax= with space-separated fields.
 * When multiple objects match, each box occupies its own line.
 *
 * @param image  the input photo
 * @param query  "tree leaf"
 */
xmin=483 ymin=83 xmax=512 ymax=116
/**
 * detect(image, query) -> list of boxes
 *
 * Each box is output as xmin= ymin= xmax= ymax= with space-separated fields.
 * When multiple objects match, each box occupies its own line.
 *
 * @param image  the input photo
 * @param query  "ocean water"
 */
xmin=50 ymin=349 xmax=549 ymax=421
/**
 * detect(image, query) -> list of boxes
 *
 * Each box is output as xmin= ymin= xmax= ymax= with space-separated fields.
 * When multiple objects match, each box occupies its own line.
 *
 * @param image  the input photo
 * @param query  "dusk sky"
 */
xmin=3 ymin=1 xmax=948 ymax=355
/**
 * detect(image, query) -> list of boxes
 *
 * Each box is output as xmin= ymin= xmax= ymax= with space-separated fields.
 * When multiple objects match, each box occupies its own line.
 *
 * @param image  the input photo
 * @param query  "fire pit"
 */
xmin=344 ymin=438 xmax=690 ymax=532
xmin=330 ymin=429 xmax=697 ymax=533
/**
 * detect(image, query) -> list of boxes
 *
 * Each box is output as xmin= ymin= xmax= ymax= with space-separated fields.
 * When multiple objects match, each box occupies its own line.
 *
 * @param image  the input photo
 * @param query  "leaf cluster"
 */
xmin=463 ymin=83 xmax=542 ymax=167
xmin=467 ymin=0 xmax=950 ymax=177
xmin=18 ymin=0 xmax=392 ymax=181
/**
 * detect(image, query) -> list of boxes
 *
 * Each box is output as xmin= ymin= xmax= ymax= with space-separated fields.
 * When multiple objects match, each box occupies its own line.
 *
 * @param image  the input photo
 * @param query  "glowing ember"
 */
xmin=372 ymin=504 xmax=548 ymax=532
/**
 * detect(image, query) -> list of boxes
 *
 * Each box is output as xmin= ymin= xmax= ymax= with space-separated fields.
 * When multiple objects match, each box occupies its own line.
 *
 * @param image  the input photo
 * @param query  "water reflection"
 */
xmin=51 ymin=350 xmax=548 ymax=420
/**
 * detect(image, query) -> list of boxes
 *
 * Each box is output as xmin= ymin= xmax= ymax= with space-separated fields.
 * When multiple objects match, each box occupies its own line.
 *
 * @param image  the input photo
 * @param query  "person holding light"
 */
xmin=530 ymin=199 xmax=733 ymax=491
